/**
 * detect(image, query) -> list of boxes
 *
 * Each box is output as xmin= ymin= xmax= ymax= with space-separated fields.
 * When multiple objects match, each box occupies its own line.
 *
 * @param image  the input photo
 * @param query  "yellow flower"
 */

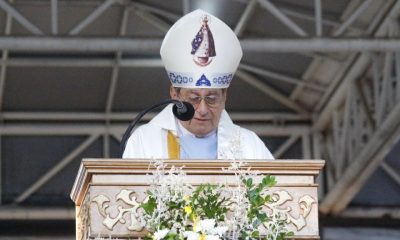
xmin=183 ymin=195 xmax=190 ymax=202
xmin=198 ymin=234 xmax=206 ymax=240
xmin=184 ymin=205 xmax=192 ymax=214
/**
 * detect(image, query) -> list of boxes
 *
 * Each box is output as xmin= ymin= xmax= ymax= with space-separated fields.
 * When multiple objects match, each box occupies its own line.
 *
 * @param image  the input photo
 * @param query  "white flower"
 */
xmin=183 ymin=231 xmax=200 ymax=240
xmin=199 ymin=219 xmax=216 ymax=233
xmin=153 ymin=228 xmax=169 ymax=240
xmin=210 ymin=226 xmax=228 ymax=237
xmin=206 ymin=235 xmax=220 ymax=240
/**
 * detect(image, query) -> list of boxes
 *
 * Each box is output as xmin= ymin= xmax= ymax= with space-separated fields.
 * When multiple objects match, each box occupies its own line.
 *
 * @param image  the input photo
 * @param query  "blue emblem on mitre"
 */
xmin=195 ymin=74 xmax=211 ymax=86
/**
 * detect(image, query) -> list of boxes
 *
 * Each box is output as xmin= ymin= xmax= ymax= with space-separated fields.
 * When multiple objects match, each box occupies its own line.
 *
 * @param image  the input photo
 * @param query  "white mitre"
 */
xmin=160 ymin=9 xmax=242 ymax=88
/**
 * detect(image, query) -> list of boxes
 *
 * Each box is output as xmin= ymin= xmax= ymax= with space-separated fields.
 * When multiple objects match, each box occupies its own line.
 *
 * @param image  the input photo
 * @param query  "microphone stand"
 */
xmin=119 ymin=99 xmax=193 ymax=157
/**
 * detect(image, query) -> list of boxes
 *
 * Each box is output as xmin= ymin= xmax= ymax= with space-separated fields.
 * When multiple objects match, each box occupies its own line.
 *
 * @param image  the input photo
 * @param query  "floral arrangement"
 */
xmin=140 ymin=160 xmax=293 ymax=240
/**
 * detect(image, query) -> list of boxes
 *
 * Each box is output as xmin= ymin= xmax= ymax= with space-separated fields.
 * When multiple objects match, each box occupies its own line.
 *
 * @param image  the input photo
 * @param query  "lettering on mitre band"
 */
xmin=168 ymin=72 xmax=232 ymax=88
xmin=92 ymin=189 xmax=145 ymax=232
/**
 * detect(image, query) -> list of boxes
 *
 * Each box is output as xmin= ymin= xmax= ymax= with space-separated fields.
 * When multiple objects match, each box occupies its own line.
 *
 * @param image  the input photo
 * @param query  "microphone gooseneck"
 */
xmin=120 ymin=99 xmax=194 ymax=157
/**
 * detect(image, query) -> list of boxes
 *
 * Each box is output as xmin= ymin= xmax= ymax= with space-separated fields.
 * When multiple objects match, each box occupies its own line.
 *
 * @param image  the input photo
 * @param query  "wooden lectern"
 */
xmin=71 ymin=159 xmax=324 ymax=239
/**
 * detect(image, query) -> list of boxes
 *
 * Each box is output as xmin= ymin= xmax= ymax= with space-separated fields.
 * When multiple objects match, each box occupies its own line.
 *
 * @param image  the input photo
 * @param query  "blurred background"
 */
xmin=0 ymin=0 xmax=399 ymax=239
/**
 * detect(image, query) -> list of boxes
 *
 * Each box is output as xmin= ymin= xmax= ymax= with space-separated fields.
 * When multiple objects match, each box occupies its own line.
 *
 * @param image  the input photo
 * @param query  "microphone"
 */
xmin=172 ymin=101 xmax=195 ymax=121
xmin=120 ymin=99 xmax=194 ymax=157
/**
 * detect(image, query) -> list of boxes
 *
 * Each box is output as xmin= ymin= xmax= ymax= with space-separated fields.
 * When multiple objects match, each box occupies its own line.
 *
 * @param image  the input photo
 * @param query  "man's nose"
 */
xmin=196 ymin=99 xmax=209 ymax=115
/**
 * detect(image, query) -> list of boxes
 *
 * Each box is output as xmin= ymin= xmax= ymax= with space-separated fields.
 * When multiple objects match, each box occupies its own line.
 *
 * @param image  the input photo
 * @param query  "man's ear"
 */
xmin=170 ymin=86 xmax=178 ymax=99
xmin=222 ymin=88 xmax=228 ymax=101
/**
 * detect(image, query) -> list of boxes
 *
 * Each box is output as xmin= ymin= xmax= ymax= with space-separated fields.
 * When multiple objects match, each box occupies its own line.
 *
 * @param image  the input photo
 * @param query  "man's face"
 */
xmin=170 ymin=87 xmax=227 ymax=137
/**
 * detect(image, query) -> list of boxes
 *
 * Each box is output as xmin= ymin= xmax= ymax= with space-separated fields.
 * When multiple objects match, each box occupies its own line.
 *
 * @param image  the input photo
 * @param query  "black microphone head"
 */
xmin=172 ymin=101 xmax=195 ymax=121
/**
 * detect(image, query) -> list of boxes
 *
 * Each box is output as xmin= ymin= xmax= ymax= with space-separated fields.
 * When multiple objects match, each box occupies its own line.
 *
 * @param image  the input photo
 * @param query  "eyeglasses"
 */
xmin=180 ymin=94 xmax=223 ymax=108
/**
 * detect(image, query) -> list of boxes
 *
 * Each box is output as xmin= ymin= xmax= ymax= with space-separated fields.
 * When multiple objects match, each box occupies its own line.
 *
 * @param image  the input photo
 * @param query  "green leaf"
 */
xmin=166 ymin=232 xmax=177 ymax=240
xmin=287 ymin=231 xmax=294 ymax=236
xmin=140 ymin=196 xmax=156 ymax=214
xmin=262 ymin=175 xmax=277 ymax=187
xmin=246 ymin=178 xmax=253 ymax=187
xmin=258 ymin=212 xmax=267 ymax=222
xmin=251 ymin=230 xmax=260 ymax=238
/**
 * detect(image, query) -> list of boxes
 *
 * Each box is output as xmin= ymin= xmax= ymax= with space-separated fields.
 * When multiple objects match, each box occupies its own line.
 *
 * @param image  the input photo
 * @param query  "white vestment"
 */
xmin=123 ymin=104 xmax=274 ymax=160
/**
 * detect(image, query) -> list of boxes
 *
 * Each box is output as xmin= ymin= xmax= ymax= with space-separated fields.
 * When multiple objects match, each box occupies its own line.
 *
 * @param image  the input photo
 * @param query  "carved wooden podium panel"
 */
xmin=71 ymin=159 xmax=324 ymax=239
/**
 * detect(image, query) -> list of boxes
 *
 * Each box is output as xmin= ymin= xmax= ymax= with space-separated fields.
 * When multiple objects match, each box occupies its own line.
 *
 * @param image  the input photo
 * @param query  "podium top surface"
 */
xmin=71 ymin=159 xmax=325 ymax=204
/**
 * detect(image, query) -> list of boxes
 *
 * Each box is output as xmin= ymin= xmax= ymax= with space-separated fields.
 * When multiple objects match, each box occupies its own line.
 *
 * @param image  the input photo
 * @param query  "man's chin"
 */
xmin=191 ymin=127 xmax=214 ymax=138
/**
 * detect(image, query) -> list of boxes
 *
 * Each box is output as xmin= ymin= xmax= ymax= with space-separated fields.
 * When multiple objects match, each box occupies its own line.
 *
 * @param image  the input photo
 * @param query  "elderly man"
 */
xmin=123 ymin=9 xmax=273 ymax=160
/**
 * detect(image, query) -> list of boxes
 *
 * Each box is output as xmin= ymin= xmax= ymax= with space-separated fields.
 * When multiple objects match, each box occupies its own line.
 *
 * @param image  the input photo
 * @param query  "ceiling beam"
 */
xmin=0 ymin=207 xmax=74 ymax=220
xmin=315 ymin=1 xmax=400 ymax=213
xmin=241 ymin=38 xmax=400 ymax=52
xmin=0 ymin=124 xmax=120 ymax=135
xmin=258 ymin=0 xmax=308 ymax=37
xmin=0 ymin=3 xmax=12 ymax=205
xmin=236 ymin=70 xmax=311 ymax=116
xmin=0 ymin=37 xmax=162 ymax=52
xmin=286 ymin=0 xmax=392 ymax=103
xmin=105 ymin=8 xmax=129 ymax=115
xmin=0 ymin=8 xmax=12 ymax=112
xmin=133 ymin=8 xmax=170 ymax=33
xmin=273 ymin=135 xmax=300 ymax=158
xmin=234 ymin=0 xmax=257 ymax=37
xmin=0 ymin=123 xmax=310 ymax=137
xmin=0 ymin=111 xmax=310 ymax=122
xmin=239 ymin=63 xmax=326 ymax=93
xmin=104 ymin=7 xmax=129 ymax=158
xmin=280 ymin=5 xmax=357 ymax=31
xmin=320 ymin=102 xmax=400 ymax=214
xmin=333 ymin=0 xmax=373 ymax=37
xmin=14 ymin=134 xmax=99 ymax=204
xmin=302 ymin=133 xmax=311 ymax=159
xmin=68 ymin=0 xmax=116 ymax=35
xmin=1 ymin=58 xmax=163 ymax=67
xmin=380 ymin=161 xmax=400 ymax=187
xmin=313 ymin=0 xmax=400 ymax=130
xmin=50 ymin=0 xmax=58 ymax=35
xmin=340 ymin=207 xmax=400 ymax=219
xmin=182 ymin=0 xmax=190 ymax=15
xmin=0 ymin=0 xmax=43 ymax=35
xmin=0 ymin=37 xmax=400 ymax=52
xmin=314 ymin=0 xmax=322 ymax=37
xmin=129 ymin=2 xmax=181 ymax=21
xmin=365 ymin=0 xmax=395 ymax=35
